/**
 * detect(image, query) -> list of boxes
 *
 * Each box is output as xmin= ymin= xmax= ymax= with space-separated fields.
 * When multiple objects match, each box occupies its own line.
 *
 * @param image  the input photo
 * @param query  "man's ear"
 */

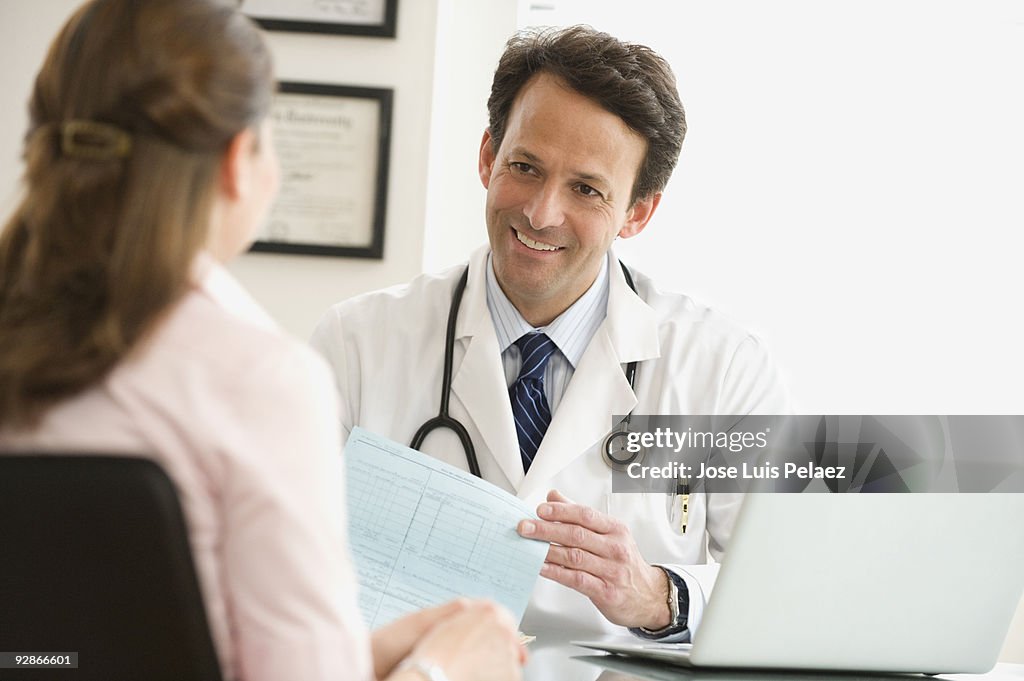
xmin=618 ymin=192 xmax=662 ymax=239
xmin=219 ymin=127 xmax=257 ymax=201
xmin=478 ymin=129 xmax=496 ymax=190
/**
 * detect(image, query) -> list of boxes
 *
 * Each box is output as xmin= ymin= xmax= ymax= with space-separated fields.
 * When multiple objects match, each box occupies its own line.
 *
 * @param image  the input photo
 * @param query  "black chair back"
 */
xmin=0 ymin=455 xmax=223 ymax=681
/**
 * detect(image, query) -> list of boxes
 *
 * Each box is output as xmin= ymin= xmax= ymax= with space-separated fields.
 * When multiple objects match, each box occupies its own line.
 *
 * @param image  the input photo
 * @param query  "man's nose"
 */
xmin=522 ymin=182 xmax=566 ymax=230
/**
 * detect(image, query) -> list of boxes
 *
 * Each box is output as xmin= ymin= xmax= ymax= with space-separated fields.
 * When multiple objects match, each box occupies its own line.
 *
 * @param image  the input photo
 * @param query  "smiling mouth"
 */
xmin=514 ymin=228 xmax=561 ymax=252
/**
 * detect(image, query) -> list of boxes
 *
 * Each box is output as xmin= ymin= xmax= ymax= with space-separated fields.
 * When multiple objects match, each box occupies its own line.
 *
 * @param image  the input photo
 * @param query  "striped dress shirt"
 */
xmin=485 ymin=253 xmax=610 ymax=415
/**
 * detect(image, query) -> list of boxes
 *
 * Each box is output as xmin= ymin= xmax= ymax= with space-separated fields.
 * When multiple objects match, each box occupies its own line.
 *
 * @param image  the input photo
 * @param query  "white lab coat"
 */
xmin=311 ymin=245 xmax=790 ymax=638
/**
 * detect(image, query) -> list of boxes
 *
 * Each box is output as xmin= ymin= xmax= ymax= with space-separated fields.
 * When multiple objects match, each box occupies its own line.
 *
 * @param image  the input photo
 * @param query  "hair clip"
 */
xmin=60 ymin=120 xmax=132 ymax=160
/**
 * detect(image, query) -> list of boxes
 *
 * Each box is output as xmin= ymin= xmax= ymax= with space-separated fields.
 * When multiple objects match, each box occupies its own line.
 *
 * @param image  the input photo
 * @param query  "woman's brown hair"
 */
xmin=0 ymin=0 xmax=273 ymax=427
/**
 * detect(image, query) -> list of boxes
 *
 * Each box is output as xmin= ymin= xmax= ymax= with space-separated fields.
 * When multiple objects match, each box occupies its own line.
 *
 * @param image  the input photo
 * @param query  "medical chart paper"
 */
xmin=344 ymin=427 xmax=548 ymax=628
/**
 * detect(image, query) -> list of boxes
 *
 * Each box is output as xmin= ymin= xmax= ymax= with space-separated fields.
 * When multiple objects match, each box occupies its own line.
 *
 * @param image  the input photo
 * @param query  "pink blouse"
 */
xmin=0 ymin=255 xmax=373 ymax=681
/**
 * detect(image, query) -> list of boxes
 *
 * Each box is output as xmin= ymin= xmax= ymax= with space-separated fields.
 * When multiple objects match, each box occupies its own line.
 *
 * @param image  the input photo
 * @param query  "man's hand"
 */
xmin=516 ymin=489 xmax=671 ymax=629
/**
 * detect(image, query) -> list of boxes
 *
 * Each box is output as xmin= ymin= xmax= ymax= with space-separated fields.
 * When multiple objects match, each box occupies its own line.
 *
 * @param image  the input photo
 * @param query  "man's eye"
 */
xmin=509 ymin=162 xmax=534 ymax=174
xmin=576 ymin=184 xmax=601 ymax=198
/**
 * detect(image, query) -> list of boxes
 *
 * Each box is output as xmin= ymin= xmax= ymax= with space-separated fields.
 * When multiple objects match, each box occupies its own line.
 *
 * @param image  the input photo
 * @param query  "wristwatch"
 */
xmin=397 ymin=658 xmax=451 ymax=681
xmin=632 ymin=566 xmax=689 ymax=638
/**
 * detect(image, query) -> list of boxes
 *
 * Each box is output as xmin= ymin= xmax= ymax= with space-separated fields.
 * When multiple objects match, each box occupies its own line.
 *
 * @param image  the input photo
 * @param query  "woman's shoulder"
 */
xmin=145 ymin=285 xmax=332 ymax=403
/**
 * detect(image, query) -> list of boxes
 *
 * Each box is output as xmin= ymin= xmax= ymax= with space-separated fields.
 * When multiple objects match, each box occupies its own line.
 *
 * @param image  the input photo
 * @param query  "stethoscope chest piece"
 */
xmin=602 ymin=427 xmax=645 ymax=472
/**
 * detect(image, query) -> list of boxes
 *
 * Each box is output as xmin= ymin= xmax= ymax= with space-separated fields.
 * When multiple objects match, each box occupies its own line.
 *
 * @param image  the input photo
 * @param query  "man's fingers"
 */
xmin=544 ymin=544 xmax=623 ymax=582
xmin=536 ymin=499 xmax=618 ymax=534
xmin=546 ymin=488 xmax=573 ymax=503
xmin=539 ymin=561 xmax=612 ymax=603
xmin=518 ymin=518 xmax=609 ymax=556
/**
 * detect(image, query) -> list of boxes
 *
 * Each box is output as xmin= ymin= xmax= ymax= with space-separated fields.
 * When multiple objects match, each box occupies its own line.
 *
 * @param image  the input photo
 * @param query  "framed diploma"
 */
xmin=252 ymin=82 xmax=392 ymax=259
xmin=241 ymin=0 xmax=398 ymax=38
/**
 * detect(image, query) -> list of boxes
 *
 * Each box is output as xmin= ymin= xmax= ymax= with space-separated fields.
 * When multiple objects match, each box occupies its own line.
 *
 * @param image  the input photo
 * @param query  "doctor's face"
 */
xmin=478 ymin=72 xmax=659 ymax=326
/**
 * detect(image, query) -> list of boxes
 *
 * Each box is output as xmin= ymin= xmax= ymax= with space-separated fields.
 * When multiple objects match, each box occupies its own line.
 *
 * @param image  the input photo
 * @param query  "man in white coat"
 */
xmin=312 ymin=26 xmax=789 ymax=642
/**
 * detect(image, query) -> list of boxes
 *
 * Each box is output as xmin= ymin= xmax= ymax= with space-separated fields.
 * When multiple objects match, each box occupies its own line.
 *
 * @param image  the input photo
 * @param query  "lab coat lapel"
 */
xmin=518 ymin=255 xmax=661 ymax=500
xmin=451 ymin=247 xmax=525 ymax=491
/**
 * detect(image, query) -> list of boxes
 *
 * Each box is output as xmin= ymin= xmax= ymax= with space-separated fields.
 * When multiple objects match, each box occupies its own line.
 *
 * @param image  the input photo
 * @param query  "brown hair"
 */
xmin=0 ymin=0 xmax=273 ymax=428
xmin=487 ymin=25 xmax=686 ymax=202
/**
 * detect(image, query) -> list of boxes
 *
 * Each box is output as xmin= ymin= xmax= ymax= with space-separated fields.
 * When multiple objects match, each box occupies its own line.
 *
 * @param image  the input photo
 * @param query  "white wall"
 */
xmin=422 ymin=0 xmax=519 ymax=273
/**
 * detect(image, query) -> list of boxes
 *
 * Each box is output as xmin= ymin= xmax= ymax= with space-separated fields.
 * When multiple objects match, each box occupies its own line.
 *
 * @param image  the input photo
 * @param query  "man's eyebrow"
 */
xmin=508 ymin=148 xmax=543 ymax=166
xmin=575 ymin=171 xmax=611 ymax=189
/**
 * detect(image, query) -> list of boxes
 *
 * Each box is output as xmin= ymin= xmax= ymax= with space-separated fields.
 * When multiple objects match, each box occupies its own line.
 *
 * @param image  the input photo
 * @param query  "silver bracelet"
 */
xmin=397 ymin=658 xmax=451 ymax=681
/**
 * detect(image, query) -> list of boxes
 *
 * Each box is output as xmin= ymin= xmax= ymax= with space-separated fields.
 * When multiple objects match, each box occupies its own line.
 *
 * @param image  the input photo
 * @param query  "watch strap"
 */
xmin=631 ymin=566 xmax=689 ymax=638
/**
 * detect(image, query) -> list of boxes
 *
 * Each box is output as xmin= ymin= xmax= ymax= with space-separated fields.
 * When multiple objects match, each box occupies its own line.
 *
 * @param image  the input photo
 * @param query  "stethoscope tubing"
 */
xmin=409 ymin=268 xmax=481 ymax=477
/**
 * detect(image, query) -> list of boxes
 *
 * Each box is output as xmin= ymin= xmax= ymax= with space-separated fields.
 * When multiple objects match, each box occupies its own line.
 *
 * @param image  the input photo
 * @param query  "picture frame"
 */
xmin=241 ymin=0 xmax=399 ymax=38
xmin=251 ymin=82 xmax=392 ymax=259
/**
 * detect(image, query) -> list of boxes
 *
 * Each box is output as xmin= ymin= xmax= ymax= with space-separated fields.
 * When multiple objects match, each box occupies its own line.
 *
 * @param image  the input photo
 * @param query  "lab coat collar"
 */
xmin=454 ymin=245 xmax=492 ymax=340
xmin=603 ymin=249 xmax=661 ymax=364
xmin=451 ymin=245 xmax=525 ymax=490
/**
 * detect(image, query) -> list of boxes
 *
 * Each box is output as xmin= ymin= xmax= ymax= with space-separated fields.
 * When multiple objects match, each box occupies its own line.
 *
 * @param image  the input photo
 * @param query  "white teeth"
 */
xmin=515 ymin=230 xmax=559 ymax=251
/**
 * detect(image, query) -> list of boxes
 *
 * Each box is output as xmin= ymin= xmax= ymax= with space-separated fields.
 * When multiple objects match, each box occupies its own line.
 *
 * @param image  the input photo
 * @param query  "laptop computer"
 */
xmin=575 ymin=493 xmax=1024 ymax=674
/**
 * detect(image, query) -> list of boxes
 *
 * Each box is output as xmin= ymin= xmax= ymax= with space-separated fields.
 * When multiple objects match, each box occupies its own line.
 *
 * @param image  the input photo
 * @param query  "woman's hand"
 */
xmin=387 ymin=600 xmax=525 ymax=681
xmin=372 ymin=600 xmax=468 ymax=679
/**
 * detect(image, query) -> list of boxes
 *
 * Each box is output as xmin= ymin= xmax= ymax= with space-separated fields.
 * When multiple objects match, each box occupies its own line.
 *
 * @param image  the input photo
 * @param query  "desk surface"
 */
xmin=522 ymin=634 xmax=1024 ymax=681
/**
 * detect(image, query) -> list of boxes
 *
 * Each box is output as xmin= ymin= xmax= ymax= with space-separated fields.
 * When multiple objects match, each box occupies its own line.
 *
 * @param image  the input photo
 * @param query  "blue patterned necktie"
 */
xmin=510 ymin=332 xmax=557 ymax=472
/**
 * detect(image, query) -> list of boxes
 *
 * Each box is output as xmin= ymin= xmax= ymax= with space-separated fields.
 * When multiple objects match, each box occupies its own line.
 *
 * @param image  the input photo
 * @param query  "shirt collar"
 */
xmin=191 ymin=251 xmax=278 ymax=332
xmin=485 ymin=252 xmax=609 ymax=369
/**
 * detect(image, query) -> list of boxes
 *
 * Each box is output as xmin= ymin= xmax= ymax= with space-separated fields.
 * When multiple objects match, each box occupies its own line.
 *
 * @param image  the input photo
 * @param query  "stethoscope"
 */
xmin=409 ymin=262 xmax=647 ymax=477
